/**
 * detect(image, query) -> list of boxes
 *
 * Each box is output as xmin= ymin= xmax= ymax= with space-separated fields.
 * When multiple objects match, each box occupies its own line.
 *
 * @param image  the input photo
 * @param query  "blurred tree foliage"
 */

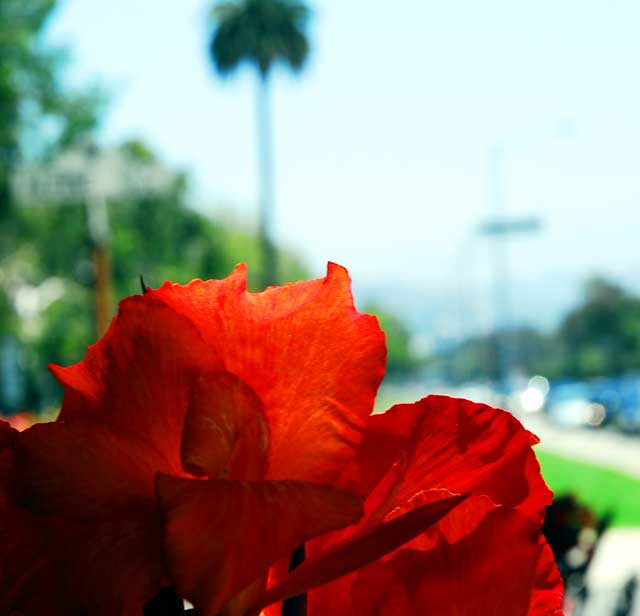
xmin=0 ymin=0 xmax=104 ymax=410
xmin=364 ymin=303 xmax=416 ymax=379
xmin=0 ymin=0 xmax=104 ymax=218
xmin=0 ymin=3 xmax=311 ymax=412
xmin=434 ymin=326 xmax=560 ymax=384
xmin=0 ymin=0 xmax=419 ymax=413
xmin=558 ymin=277 xmax=640 ymax=378
xmin=431 ymin=276 xmax=640 ymax=383
xmin=6 ymin=141 xmax=309 ymax=411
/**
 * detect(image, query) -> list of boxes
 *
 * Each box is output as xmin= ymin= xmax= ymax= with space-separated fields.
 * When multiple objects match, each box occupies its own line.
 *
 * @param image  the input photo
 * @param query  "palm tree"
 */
xmin=209 ymin=0 xmax=310 ymax=288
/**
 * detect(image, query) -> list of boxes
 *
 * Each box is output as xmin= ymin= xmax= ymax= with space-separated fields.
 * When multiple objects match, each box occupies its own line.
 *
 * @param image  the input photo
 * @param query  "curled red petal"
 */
xmin=181 ymin=371 xmax=268 ymax=480
xmin=156 ymin=475 xmax=363 ymax=616
xmin=248 ymin=493 xmax=467 ymax=616
xmin=305 ymin=395 xmax=554 ymax=615
xmin=339 ymin=396 xmax=552 ymax=523
xmin=151 ymin=262 xmax=387 ymax=483
xmin=350 ymin=506 xmax=544 ymax=616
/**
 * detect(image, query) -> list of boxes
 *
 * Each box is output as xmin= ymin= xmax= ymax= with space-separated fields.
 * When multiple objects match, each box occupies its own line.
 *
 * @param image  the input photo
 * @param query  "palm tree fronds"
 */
xmin=209 ymin=0 xmax=310 ymax=77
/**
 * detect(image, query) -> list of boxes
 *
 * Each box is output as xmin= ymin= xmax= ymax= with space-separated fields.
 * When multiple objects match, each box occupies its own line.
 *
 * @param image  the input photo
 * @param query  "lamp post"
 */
xmin=482 ymin=122 xmax=573 ymax=388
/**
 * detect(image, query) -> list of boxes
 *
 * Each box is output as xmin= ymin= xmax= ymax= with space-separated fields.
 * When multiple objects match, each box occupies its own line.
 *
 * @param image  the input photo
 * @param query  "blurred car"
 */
xmin=589 ymin=377 xmax=623 ymax=428
xmin=614 ymin=376 xmax=640 ymax=433
xmin=545 ymin=381 xmax=607 ymax=428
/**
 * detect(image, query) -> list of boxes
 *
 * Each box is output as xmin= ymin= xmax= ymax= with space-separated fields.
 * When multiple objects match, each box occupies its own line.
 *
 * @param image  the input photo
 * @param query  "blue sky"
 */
xmin=46 ymin=0 xmax=640 ymax=329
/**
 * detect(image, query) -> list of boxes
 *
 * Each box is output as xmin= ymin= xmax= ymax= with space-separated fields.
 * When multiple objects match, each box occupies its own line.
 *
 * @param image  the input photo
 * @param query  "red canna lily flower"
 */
xmin=0 ymin=263 xmax=563 ymax=616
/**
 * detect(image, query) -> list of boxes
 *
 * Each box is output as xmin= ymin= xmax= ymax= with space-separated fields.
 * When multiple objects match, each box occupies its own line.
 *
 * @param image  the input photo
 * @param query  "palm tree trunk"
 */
xmin=256 ymin=71 xmax=277 ymax=288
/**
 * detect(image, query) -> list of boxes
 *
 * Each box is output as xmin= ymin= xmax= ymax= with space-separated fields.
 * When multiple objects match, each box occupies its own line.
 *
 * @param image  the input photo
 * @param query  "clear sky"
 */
xmin=45 ymin=0 xmax=640 ymax=329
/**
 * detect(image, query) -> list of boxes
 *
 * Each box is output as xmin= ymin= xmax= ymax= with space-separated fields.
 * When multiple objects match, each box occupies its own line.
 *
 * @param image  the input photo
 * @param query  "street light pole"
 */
xmin=487 ymin=143 xmax=512 ymax=386
xmin=483 ymin=122 xmax=573 ymax=388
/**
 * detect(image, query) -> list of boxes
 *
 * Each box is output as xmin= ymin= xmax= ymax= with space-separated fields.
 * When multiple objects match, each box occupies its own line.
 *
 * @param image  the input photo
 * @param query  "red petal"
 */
xmin=47 ymin=513 xmax=166 ymax=616
xmin=339 ymin=396 xmax=552 ymax=523
xmin=151 ymin=263 xmax=386 ymax=483
xmin=9 ymin=420 xmax=167 ymax=614
xmin=2 ymin=512 xmax=166 ymax=616
xmin=181 ymin=371 xmax=268 ymax=480
xmin=14 ymin=420 xmax=166 ymax=515
xmin=529 ymin=537 xmax=564 ymax=615
xmin=0 ymin=432 xmax=59 ymax=615
xmin=156 ymin=475 xmax=363 ymax=616
xmin=304 ymin=396 xmax=553 ymax=615
xmin=350 ymin=506 xmax=543 ymax=616
xmin=248 ymin=493 xmax=467 ymax=616
xmin=49 ymin=297 xmax=219 ymax=473
xmin=0 ymin=419 xmax=16 ymax=447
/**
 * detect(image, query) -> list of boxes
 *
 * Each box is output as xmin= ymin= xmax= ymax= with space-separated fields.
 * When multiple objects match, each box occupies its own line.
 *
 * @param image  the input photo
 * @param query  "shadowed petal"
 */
xmin=350 ymin=506 xmax=543 ymax=616
xmin=156 ymin=475 xmax=363 ymax=616
xmin=249 ymin=493 xmax=467 ymax=616
xmin=46 ymin=514 xmax=167 ymax=616
xmin=8 ymin=420 xmax=168 ymax=614
xmin=14 ymin=419 xmax=168 ymax=515
xmin=0 ymin=423 xmax=61 ymax=615
xmin=339 ymin=396 xmax=552 ymax=524
xmin=181 ymin=371 xmax=268 ymax=480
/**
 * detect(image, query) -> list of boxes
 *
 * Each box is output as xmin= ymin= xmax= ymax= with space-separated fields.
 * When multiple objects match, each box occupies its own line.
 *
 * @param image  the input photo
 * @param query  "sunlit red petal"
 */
xmin=181 ymin=371 xmax=268 ymax=480
xmin=50 ymin=297 xmax=219 ymax=472
xmin=150 ymin=263 xmax=386 ymax=483
xmin=156 ymin=475 xmax=363 ymax=616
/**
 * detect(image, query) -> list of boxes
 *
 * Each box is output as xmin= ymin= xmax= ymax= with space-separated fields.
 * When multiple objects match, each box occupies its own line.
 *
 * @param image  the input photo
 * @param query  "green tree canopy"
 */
xmin=210 ymin=0 xmax=310 ymax=77
xmin=558 ymin=277 xmax=640 ymax=377
xmin=428 ymin=276 xmax=640 ymax=384
xmin=0 ymin=0 xmax=104 ymax=217
xmin=364 ymin=304 xmax=417 ymax=379
xmin=10 ymin=142 xmax=308 ymax=410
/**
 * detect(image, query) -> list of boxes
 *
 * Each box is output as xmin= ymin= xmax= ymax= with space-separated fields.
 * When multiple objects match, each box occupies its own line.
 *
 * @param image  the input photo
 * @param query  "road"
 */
xmin=522 ymin=414 xmax=640 ymax=479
